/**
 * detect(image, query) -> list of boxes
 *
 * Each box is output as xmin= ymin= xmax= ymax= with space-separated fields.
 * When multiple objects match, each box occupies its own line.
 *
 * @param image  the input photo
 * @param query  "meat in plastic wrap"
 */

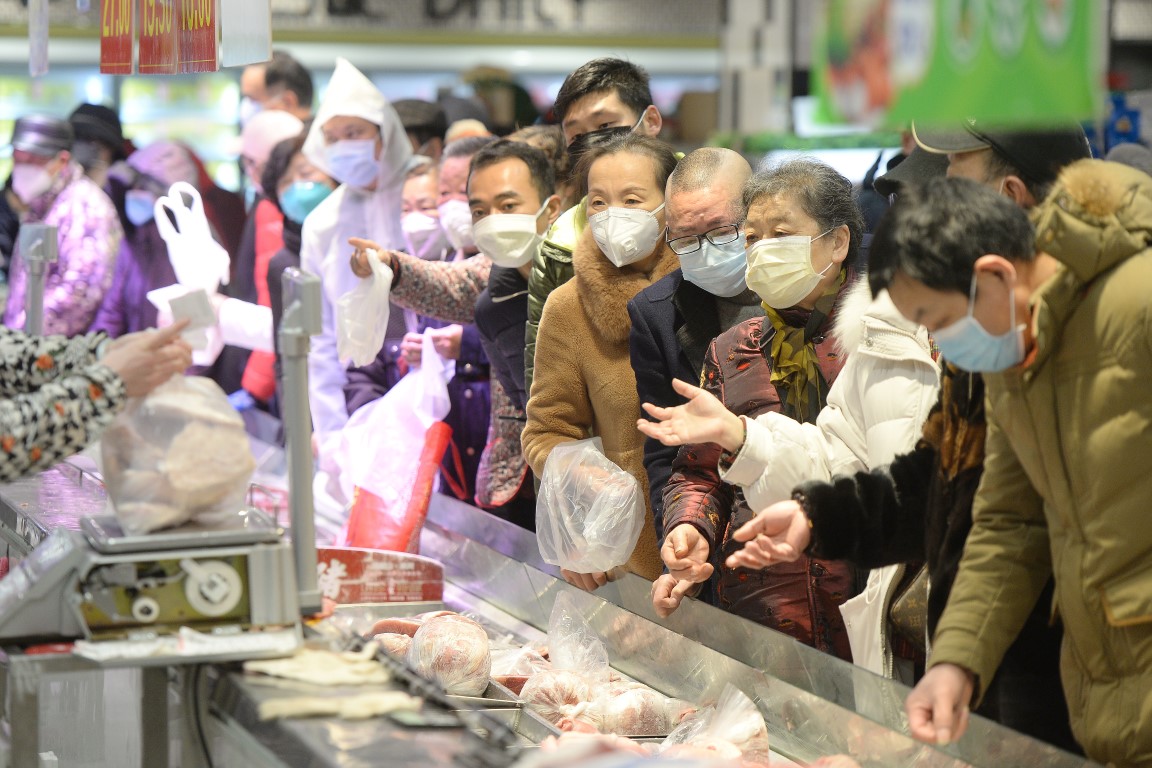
xmin=594 ymin=682 xmax=690 ymax=737
xmin=101 ymin=376 xmax=256 ymax=535
xmin=659 ymin=684 xmax=770 ymax=766
xmin=490 ymin=644 xmax=551 ymax=696
xmin=407 ymin=613 xmax=491 ymax=696
xmin=521 ymin=592 xmax=611 ymax=730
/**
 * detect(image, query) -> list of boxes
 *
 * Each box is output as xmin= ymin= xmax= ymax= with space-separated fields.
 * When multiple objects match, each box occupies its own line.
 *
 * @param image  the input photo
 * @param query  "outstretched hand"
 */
xmin=724 ymin=499 xmax=811 ymax=571
xmin=349 ymin=236 xmax=399 ymax=278
xmin=637 ymin=378 xmax=745 ymax=452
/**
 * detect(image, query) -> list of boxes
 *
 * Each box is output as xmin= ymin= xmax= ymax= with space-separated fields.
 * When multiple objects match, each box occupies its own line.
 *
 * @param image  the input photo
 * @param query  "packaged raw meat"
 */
xmin=659 ymin=684 xmax=769 ymax=764
xmin=374 ymin=632 xmax=413 ymax=657
xmin=520 ymin=669 xmax=598 ymax=730
xmin=407 ymin=613 xmax=491 ymax=696
xmin=369 ymin=617 xmax=425 ymax=638
xmin=101 ymin=376 xmax=255 ymax=534
xmin=592 ymin=684 xmax=686 ymax=737
xmin=490 ymin=645 xmax=550 ymax=695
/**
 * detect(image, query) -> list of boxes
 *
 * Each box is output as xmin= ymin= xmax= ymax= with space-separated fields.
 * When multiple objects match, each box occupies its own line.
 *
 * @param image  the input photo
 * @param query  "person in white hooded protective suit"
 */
xmin=300 ymin=58 xmax=415 ymax=446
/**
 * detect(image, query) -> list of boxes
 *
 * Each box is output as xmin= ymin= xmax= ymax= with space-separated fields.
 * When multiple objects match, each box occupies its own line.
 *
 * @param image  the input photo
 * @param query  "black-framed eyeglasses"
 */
xmin=666 ymin=224 xmax=741 ymax=256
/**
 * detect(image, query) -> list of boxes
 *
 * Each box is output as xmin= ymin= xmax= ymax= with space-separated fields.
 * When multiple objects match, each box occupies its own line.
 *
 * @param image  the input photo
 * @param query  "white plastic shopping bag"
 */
xmin=333 ymin=331 xmax=455 ymax=549
xmin=154 ymin=181 xmax=231 ymax=293
xmin=336 ymin=249 xmax=393 ymax=367
xmin=536 ymin=437 xmax=645 ymax=574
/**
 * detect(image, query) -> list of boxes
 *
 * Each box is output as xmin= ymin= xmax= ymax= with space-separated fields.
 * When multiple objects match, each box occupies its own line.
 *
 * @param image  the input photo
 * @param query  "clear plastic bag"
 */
xmin=336 ymin=248 xmax=393 ymax=367
xmin=536 ymin=437 xmax=645 ymax=574
xmin=521 ymin=592 xmax=611 ymax=729
xmin=406 ymin=613 xmax=492 ymax=696
xmin=659 ymin=683 xmax=769 ymax=763
xmin=101 ymin=376 xmax=256 ymax=535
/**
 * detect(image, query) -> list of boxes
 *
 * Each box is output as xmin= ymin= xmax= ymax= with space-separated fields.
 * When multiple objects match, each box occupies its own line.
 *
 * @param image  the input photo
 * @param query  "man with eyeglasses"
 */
xmin=627 ymin=147 xmax=754 ymax=561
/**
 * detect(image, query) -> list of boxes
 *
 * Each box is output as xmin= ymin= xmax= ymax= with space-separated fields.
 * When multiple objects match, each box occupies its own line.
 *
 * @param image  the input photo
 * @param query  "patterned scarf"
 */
xmin=761 ymin=270 xmax=846 ymax=423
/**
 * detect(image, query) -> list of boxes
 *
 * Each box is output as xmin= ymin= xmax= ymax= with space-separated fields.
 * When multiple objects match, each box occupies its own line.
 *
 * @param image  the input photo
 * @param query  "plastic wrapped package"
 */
xmin=521 ymin=592 xmax=611 ymax=729
xmin=520 ymin=669 xmax=599 ymax=731
xmin=101 ymin=376 xmax=255 ymax=535
xmin=536 ymin=437 xmax=645 ymax=574
xmin=489 ymin=645 xmax=551 ymax=695
xmin=593 ymin=682 xmax=689 ymax=737
xmin=659 ymin=684 xmax=770 ymax=765
xmin=406 ymin=613 xmax=492 ymax=696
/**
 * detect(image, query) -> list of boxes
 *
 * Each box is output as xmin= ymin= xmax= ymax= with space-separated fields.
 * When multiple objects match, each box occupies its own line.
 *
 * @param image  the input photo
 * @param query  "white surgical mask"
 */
xmin=680 ymin=237 xmax=748 ymax=297
xmin=437 ymin=199 xmax=475 ymax=251
xmin=589 ymin=203 xmax=666 ymax=268
xmin=745 ymin=228 xmax=835 ymax=308
xmin=324 ymin=138 xmax=379 ymax=188
xmin=402 ymin=211 xmax=451 ymax=260
xmin=471 ymin=199 xmax=549 ymax=268
xmin=11 ymin=163 xmax=54 ymax=205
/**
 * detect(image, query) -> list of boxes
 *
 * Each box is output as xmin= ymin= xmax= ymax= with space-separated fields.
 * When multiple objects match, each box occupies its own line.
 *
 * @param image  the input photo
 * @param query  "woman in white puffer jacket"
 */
xmin=639 ymin=278 xmax=939 ymax=678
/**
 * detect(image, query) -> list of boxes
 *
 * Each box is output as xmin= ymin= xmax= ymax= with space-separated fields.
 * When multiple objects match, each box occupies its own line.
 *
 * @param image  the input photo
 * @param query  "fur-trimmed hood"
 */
xmin=1033 ymin=158 xmax=1152 ymax=284
xmin=830 ymin=277 xmax=923 ymax=358
xmin=572 ymin=226 xmax=680 ymax=344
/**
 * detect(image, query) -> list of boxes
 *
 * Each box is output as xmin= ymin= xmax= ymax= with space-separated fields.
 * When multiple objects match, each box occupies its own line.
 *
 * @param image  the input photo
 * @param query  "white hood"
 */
xmin=302 ymin=57 xmax=414 ymax=190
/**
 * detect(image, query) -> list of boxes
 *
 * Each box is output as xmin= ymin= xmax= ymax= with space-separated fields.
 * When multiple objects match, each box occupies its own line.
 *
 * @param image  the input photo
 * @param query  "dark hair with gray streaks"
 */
xmin=742 ymin=157 xmax=866 ymax=268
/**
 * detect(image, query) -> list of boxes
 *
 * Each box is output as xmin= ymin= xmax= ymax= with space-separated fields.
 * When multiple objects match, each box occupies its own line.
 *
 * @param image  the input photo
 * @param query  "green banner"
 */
xmin=814 ymin=0 xmax=1105 ymax=128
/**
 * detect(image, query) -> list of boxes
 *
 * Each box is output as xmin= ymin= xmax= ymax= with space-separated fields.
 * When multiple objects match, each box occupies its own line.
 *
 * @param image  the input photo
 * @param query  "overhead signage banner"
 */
xmin=100 ymin=0 xmax=134 ymax=74
xmin=814 ymin=0 xmax=1105 ymax=128
xmin=177 ymin=0 xmax=218 ymax=73
xmin=138 ymin=0 xmax=178 ymax=74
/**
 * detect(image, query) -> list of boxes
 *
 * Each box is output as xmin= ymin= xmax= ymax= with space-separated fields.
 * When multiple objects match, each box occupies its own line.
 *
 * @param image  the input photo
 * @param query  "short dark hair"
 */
xmin=508 ymin=124 xmax=569 ymax=185
xmin=468 ymin=139 xmax=555 ymax=207
xmin=573 ymin=132 xmax=677 ymax=198
xmin=868 ymin=176 xmax=1035 ymax=296
xmin=393 ymin=99 xmax=448 ymax=148
xmin=262 ymin=133 xmax=308 ymax=211
xmin=743 ymin=158 xmax=866 ymax=269
xmin=442 ymin=134 xmax=498 ymax=164
xmin=553 ymin=58 xmax=652 ymax=124
xmin=265 ymin=50 xmax=313 ymax=111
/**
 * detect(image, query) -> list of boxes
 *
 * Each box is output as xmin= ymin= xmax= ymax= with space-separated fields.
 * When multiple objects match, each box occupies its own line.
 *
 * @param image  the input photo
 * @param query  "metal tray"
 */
xmin=459 ymin=705 xmax=559 ymax=749
xmin=81 ymin=511 xmax=282 ymax=554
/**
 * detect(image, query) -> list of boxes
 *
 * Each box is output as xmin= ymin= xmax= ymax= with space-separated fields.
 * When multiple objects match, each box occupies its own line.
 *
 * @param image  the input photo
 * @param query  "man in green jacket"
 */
xmin=872 ymin=165 xmax=1152 ymax=766
xmin=524 ymin=57 xmax=664 ymax=402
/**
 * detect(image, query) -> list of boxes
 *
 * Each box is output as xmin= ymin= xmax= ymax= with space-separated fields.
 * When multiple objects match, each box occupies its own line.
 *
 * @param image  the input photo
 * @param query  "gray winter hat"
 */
xmin=10 ymin=114 xmax=74 ymax=157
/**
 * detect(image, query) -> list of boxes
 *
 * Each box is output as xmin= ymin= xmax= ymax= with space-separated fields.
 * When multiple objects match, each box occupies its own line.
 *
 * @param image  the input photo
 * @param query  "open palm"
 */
xmin=637 ymin=378 xmax=741 ymax=449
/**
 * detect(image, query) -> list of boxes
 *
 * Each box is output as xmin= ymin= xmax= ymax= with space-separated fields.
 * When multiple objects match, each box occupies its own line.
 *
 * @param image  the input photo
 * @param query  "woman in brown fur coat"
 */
xmin=522 ymin=133 xmax=680 ymax=589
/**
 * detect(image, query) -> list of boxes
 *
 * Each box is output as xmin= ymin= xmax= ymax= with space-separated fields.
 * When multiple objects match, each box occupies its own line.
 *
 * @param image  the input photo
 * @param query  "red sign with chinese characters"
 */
xmin=177 ymin=0 xmax=218 ymax=73
xmin=99 ymin=0 xmax=133 ymax=74
xmin=137 ymin=0 xmax=177 ymax=74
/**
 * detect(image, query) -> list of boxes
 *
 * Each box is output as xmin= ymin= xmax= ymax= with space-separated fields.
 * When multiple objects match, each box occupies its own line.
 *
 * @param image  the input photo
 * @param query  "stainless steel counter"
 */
xmin=0 ymin=472 xmax=1100 ymax=767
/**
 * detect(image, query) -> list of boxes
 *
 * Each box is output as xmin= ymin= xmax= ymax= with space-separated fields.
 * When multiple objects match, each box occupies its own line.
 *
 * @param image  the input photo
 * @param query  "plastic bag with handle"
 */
xmin=337 ymin=330 xmax=454 ymax=552
xmin=153 ymin=181 xmax=231 ymax=294
xmin=536 ymin=437 xmax=644 ymax=575
xmin=336 ymin=248 xmax=393 ymax=367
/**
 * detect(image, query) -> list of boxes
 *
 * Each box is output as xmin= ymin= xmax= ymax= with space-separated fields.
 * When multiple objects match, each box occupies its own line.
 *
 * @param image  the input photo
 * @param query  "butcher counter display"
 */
xmin=0 ymin=471 xmax=1100 ymax=767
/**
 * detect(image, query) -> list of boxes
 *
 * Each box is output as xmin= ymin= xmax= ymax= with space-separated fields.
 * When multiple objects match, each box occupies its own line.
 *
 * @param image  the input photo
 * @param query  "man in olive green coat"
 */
xmin=873 ymin=164 xmax=1152 ymax=766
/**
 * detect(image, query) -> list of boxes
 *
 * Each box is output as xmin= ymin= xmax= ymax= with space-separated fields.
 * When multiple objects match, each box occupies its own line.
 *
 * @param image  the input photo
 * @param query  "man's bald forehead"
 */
xmin=667 ymin=147 xmax=750 ymax=198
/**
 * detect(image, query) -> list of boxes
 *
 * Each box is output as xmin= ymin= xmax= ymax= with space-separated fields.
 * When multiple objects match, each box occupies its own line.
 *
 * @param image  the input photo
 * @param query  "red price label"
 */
xmin=99 ymin=0 xmax=133 ymax=74
xmin=138 ymin=0 xmax=177 ymax=74
xmin=177 ymin=0 xmax=218 ymax=73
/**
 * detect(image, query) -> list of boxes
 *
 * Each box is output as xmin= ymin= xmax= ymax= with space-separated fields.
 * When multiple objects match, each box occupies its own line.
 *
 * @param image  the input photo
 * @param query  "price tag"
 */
xmin=138 ymin=0 xmax=178 ymax=74
xmin=100 ymin=0 xmax=134 ymax=74
xmin=177 ymin=0 xmax=218 ymax=73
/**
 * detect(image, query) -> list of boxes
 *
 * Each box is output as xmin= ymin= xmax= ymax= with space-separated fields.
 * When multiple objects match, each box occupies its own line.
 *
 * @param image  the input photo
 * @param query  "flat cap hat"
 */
xmin=11 ymin=114 xmax=74 ymax=157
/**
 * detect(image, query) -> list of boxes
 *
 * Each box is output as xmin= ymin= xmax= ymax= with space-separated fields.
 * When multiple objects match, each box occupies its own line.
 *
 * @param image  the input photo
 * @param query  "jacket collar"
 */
xmin=573 ymin=226 xmax=680 ymax=345
xmin=672 ymin=277 xmax=721 ymax=378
